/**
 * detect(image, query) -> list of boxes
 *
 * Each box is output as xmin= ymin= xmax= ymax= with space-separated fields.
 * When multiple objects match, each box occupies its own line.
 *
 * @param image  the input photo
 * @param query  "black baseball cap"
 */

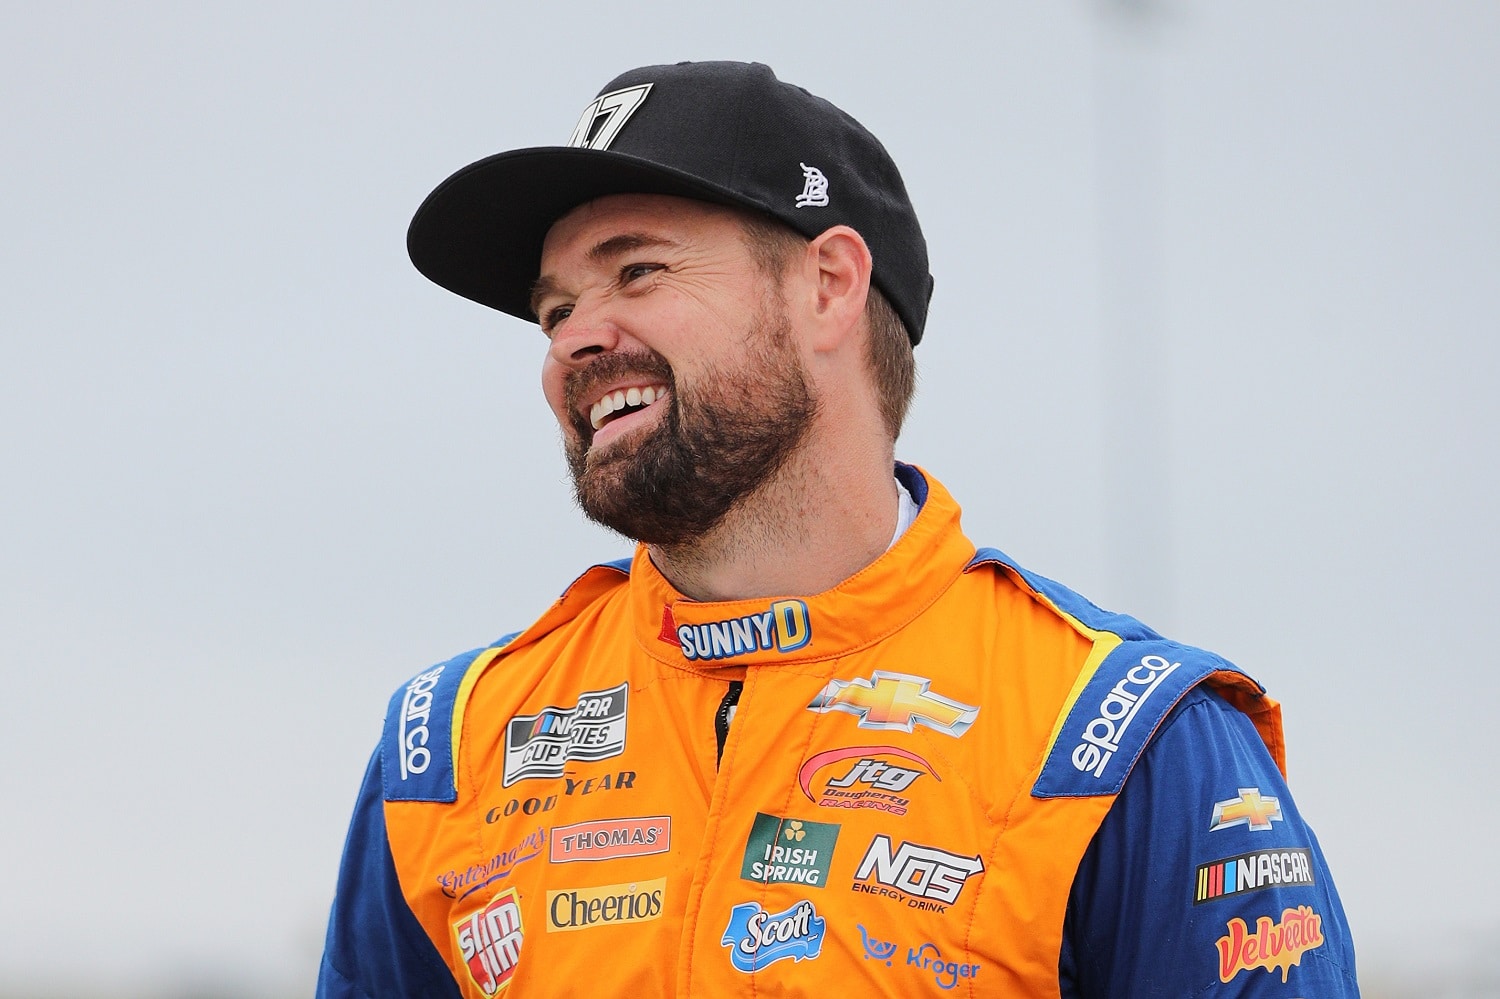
xmin=407 ymin=61 xmax=935 ymax=344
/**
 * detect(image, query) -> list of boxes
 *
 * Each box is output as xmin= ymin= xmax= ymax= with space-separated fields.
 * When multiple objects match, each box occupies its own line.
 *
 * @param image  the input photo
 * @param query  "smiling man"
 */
xmin=319 ymin=62 xmax=1359 ymax=997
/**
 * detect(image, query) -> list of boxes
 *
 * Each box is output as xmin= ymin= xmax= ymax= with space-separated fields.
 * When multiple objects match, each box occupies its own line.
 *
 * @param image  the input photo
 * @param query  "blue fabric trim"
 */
xmin=318 ymin=751 xmax=463 ymax=999
xmin=380 ymin=648 xmax=485 ymax=804
xmin=965 ymin=547 xmax=1159 ymax=641
xmin=1060 ymin=688 xmax=1360 ymax=996
xmin=1034 ymin=640 xmax=1251 ymax=798
xmin=894 ymin=461 xmax=929 ymax=506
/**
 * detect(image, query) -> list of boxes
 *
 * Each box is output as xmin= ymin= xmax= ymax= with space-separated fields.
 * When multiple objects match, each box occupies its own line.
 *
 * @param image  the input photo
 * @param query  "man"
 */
xmin=319 ymin=61 xmax=1358 ymax=997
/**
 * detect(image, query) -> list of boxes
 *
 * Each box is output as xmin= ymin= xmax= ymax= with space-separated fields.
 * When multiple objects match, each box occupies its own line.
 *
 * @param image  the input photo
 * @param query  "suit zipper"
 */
xmin=714 ymin=680 xmax=743 ymax=766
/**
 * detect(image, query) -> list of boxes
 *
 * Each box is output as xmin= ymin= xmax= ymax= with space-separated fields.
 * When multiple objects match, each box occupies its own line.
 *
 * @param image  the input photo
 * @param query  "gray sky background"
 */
xmin=3 ymin=2 xmax=1496 ymax=995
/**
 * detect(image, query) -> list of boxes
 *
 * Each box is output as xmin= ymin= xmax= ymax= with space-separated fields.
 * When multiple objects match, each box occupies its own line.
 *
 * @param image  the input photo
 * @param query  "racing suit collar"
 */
xmin=630 ymin=464 xmax=976 ymax=672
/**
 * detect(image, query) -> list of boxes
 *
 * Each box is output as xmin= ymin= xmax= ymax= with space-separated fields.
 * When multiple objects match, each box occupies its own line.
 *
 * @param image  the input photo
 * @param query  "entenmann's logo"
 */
xmin=545 ymin=878 xmax=665 ymax=932
xmin=1070 ymin=654 xmax=1179 ymax=777
xmin=502 ymin=683 xmax=628 ymax=786
xmin=399 ymin=665 xmax=445 ymax=779
xmin=677 ymin=599 xmax=811 ymax=661
xmin=438 ymin=826 xmax=545 ymax=899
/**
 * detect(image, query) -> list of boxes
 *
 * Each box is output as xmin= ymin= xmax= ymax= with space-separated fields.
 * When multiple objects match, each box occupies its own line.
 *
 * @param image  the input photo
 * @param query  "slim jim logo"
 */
xmin=454 ymin=888 xmax=523 ymax=995
xmin=1216 ymin=905 xmax=1325 ymax=983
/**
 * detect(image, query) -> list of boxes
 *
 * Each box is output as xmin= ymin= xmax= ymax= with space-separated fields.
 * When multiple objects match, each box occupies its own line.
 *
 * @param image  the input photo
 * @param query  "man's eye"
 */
xmin=541 ymin=305 xmax=572 ymax=333
xmin=621 ymin=263 xmax=662 ymax=283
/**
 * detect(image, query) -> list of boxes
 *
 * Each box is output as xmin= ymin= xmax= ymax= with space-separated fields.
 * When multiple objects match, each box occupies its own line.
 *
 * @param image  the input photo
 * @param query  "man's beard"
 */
xmin=562 ymin=306 xmax=817 ymax=547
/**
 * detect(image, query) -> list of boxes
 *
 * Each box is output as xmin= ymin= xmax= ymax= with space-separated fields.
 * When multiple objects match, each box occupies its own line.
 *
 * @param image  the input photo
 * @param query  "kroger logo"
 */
xmin=720 ymin=899 xmax=826 ymax=973
xmin=677 ymin=599 xmax=811 ymax=661
xmin=398 ymin=665 xmax=445 ymax=780
xmin=857 ymin=925 xmax=984 ymax=991
xmin=1070 ymin=654 xmax=1179 ymax=778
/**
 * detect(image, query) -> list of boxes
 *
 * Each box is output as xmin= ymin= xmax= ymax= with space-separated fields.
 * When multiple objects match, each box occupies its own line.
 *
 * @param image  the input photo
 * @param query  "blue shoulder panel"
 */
xmin=381 ymin=647 xmax=486 ymax=804
xmin=966 ymin=547 xmax=1159 ymax=642
xmin=1034 ymin=638 xmax=1258 ymax=798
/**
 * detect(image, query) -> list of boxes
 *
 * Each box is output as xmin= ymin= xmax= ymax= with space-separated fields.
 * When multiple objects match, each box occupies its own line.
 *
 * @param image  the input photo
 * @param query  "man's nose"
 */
xmin=547 ymin=295 xmax=622 ymax=368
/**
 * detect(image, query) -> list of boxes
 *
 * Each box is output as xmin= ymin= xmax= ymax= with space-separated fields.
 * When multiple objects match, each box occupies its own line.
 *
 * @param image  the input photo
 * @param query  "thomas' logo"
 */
xmin=720 ymin=900 xmax=827 ymax=973
xmin=798 ymin=745 xmax=939 ymax=816
xmin=1210 ymin=788 xmax=1284 ymax=832
xmin=857 ymin=925 xmax=984 ymax=990
xmin=808 ymin=672 xmax=978 ymax=737
xmin=740 ymin=813 xmax=840 ymax=888
xmin=437 ymin=826 xmax=545 ymax=900
xmin=454 ymin=888 xmax=523 ymax=995
xmin=550 ymin=816 xmax=670 ymax=863
xmin=546 ymin=878 xmax=665 ymax=932
xmin=1069 ymin=654 xmax=1179 ymax=777
xmin=852 ymin=834 xmax=985 ymax=913
xmin=566 ymin=83 xmax=652 ymax=151
xmin=398 ymin=665 xmax=445 ymax=779
xmin=1195 ymin=847 xmax=1314 ymax=904
xmin=677 ymin=599 xmax=811 ymax=661
xmin=1216 ymin=905 xmax=1325 ymax=983
xmin=502 ymin=683 xmax=628 ymax=786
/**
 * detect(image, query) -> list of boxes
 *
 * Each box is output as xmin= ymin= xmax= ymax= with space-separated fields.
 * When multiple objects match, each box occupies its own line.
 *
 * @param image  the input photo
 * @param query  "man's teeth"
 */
xmin=590 ymin=385 xmax=667 ymax=431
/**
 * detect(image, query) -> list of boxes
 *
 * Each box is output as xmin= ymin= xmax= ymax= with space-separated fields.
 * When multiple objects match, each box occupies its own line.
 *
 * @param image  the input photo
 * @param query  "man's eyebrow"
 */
xmin=529 ymin=233 xmax=682 ymax=318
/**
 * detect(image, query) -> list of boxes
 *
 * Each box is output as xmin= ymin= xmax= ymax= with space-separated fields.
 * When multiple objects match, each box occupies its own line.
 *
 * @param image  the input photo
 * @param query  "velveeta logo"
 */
xmin=674 ymin=599 xmax=811 ymax=661
xmin=1216 ymin=905 xmax=1325 ymax=983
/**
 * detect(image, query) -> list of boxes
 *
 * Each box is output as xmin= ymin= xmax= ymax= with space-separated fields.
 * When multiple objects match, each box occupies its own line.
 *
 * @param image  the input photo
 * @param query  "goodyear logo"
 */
xmin=677 ymin=599 xmax=811 ymax=661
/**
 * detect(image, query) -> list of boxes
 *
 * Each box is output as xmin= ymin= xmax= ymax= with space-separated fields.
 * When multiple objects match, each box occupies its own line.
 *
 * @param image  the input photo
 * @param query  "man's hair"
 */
xmin=739 ymin=214 xmax=916 ymax=440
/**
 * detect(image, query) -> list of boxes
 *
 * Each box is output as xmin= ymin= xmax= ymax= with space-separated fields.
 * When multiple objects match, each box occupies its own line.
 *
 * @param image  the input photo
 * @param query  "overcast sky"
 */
xmin=3 ymin=3 xmax=1496 ymax=995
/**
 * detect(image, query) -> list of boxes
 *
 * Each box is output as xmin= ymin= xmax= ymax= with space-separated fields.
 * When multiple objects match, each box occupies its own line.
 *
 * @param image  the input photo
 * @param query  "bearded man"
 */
xmin=318 ymin=61 xmax=1359 ymax=998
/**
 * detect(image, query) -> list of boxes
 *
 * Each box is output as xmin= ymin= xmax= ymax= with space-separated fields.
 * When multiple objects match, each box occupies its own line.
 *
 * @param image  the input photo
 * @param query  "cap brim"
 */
xmin=407 ymin=147 xmax=759 ymax=324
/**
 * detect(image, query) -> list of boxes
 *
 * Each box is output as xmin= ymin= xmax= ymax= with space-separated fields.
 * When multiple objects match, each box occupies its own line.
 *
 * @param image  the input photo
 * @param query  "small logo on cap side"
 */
xmin=795 ymin=163 xmax=829 ymax=208
xmin=567 ymin=83 xmax=653 ymax=151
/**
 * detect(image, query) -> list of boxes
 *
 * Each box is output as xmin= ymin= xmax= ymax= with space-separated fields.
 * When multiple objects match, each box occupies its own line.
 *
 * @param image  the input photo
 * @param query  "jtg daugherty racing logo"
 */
xmin=1070 ymin=654 xmax=1180 ymax=777
xmin=398 ymin=665 xmax=445 ymax=779
xmin=720 ymin=899 xmax=827 ymax=973
xmin=852 ymin=835 xmax=985 ymax=912
xmin=676 ymin=599 xmax=811 ymax=661
xmin=454 ymin=888 xmax=523 ymax=995
xmin=798 ymin=745 xmax=939 ymax=816
xmin=502 ymin=683 xmax=628 ymax=786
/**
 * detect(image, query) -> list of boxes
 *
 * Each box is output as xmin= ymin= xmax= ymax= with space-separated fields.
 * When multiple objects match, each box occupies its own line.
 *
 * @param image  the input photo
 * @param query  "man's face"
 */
xmin=535 ymin=194 xmax=817 ymax=545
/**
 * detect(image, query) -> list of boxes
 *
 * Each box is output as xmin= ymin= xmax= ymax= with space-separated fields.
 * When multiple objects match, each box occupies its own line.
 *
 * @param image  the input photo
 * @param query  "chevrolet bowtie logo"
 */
xmin=1209 ymin=788 xmax=1284 ymax=833
xmin=807 ymin=671 xmax=979 ymax=737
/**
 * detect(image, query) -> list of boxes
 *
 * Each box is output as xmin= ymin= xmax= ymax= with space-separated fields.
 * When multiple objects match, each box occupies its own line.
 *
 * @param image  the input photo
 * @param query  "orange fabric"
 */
xmin=381 ymin=473 xmax=1163 ymax=996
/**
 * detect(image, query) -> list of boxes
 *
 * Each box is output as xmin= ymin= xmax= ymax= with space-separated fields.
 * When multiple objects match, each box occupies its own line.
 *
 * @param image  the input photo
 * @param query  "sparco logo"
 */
xmin=677 ymin=599 xmax=811 ymax=661
xmin=398 ymin=666 xmax=445 ymax=779
xmin=502 ymin=683 xmax=628 ymax=786
xmin=853 ymin=834 xmax=985 ymax=910
xmin=545 ymin=878 xmax=665 ymax=932
xmin=1070 ymin=654 xmax=1179 ymax=777
xmin=454 ymin=888 xmax=523 ymax=995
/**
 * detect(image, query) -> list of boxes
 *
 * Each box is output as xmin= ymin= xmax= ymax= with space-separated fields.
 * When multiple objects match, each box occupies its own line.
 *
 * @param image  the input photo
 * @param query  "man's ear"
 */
xmin=798 ymin=226 xmax=872 ymax=352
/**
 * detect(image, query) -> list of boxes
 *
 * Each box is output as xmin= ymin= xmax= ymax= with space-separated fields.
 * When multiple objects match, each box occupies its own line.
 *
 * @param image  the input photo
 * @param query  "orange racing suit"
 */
xmin=318 ymin=465 xmax=1357 ymax=997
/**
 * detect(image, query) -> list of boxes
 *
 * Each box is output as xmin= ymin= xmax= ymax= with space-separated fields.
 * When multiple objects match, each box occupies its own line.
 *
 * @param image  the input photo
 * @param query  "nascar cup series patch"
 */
xmin=502 ymin=683 xmax=628 ymax=786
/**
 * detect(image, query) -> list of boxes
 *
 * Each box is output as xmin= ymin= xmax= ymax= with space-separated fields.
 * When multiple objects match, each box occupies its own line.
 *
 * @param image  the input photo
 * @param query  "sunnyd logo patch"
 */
xmin=502 ymin=683 xmax=628 ymax=786
xmin=454 ymin=888 xmax=523 ymax=995
xmin=807 ymin=671 xmax=978 ymax=737
xmin=740 ymin=813 xmax=840 ymax=888
xmin=720 ymin=900 xmax=827 ymax=973
xmin=1216 ymin=905 xmax=1325 ymax=983
xmin=674 ymin=599 xmax=811 ymax=661
xmin=798 ymin=745 xmax=939 ymax=816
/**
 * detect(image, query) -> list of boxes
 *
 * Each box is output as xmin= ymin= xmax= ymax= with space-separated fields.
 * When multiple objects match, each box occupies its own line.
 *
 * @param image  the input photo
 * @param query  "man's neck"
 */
xmin=646 ymin=444 xmax=900 ymax=602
